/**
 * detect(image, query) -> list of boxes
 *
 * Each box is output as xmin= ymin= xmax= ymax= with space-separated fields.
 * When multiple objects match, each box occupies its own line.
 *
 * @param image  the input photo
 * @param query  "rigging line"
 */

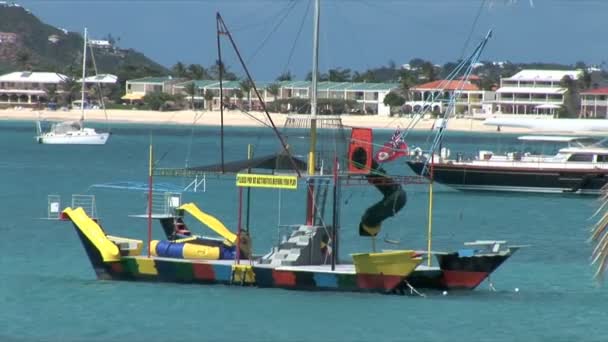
xmin=86 ymin=39 xmax=110 ymax=131
xmin=459 ymin=0 xmax=488 ymax=59
xmin=231 ymin=0 xmax=298 ymax=32
xmin=281 ymin=0 xmax=312 ymax=75
xmin=184 ymin=110 xmax=204 ymax=169
xmin=235 ymin=105 xmax=274 ymax=129
xmin=217 ymin=13 xmax=302 ymax=178
xmin=246 ymin=0 xmax=299 ymax=64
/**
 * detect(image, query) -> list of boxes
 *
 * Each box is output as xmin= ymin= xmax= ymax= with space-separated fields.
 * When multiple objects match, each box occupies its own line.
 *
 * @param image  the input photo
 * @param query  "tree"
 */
xmin=187 ymin=64 xmax=207 ymax=80
xmin=183 ymin=82 xmax=197 ymax=110
xmin=60 ymin=78 xmax=80 ymax=107
xmin=328 ymin=68 xmax=351 ymax=82
xmin=16 ymin=50 xmax=31 ymax=70
xmin=239 ymin=79 xmax=253 ymax=109
xmin=44 ymin=84 xmax=58 ymax=104
xmin=210 ymin=60 xmax=237 ymax=80
xmin=266 ymin=83 xmax=280 ymax=101
xmin=203 ymin=89 xmax=214 ymax=111
xmin=398 ymin=69 xmax=416 ymax=102
xmin=421 ymin=62 xmax=437 ymax=82
xmin=234 ymin=88 xmax=244 ymax=106
xmin=383 ymin=92 xmax=405 ymax=115
xmin=558 ymin=75 xmax=579 ymax=118
xmin=580 ymin=70 xmax=592 ymax=90
xmin=171 ymin=62 xmax=188 ymax=78
xmin=276 ymin=71 xmax=293 ymax=81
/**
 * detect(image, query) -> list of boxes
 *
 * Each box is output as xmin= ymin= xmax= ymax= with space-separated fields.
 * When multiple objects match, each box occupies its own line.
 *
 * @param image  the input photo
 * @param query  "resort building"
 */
xmin=493 ymin=69 xmax=581 ymax=116
xmin=580 ymin=87 xmax=608 ymax=118
xmin=172 ymin=80 xmax=398 ymax=115
xmin=122 ymin=76 xmax=183 ymax=102
xmin=407 ymin=79 xmax=495 ymax=116
xmin=0 ymin=71 xmax=68 ymax=107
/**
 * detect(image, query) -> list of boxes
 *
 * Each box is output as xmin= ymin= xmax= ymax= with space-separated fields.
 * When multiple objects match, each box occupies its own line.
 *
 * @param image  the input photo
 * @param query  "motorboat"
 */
xmin=407 ymin=135 xmax=608 ymax=194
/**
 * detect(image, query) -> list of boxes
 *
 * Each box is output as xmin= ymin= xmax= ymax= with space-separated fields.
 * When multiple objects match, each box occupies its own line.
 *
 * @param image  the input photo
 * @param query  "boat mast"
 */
xmin=80 ymin=27 xmax=87 ymax=130
xmin=308 ymin=0 xmax=320 ymax=175
xmin=305 ymin=0 xmax=320 ymax=225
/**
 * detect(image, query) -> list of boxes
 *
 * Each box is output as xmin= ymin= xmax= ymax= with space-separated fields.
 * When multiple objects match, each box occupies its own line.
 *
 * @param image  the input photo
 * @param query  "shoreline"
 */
xmin=0 ymin=108 xmax=531 ymax=133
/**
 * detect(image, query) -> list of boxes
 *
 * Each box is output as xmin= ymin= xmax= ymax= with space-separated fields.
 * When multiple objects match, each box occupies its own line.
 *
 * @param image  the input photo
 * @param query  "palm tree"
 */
xmin=45 ymin=84 xmax=58 ymax=104
xmin=239 ymin=80 xmax=252 ymax=109
xmin=266 ymin=83 xmax=280 ymax=102
xmin=183 ymin=82 xmax=197 ymax=110
xmin=276 ymin=71 xmax=293 ymax=81
xmin=234 ymin=88 xmax=244 ymax=107
xmin=203 ymin=89 xmax=214 ymax=111
xmin=398 ymin=69 xmax=416 ymax=102
xmin=171 ymin=62 xmax=187 ymax=78
xmin=187 ymin=64 xmax=207 ymax=80
xmin=421 ymin=62 xmax=437 ymax=82
xmin=60 ymin=78 xmax=80 ymax=107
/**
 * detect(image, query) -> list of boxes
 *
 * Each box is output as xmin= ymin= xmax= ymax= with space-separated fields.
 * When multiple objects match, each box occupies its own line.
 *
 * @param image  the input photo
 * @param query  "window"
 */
xmin=567 ymin=154 xmax=593 ymax=162
xmin=597 ymin=155 xmax=608 ymax=163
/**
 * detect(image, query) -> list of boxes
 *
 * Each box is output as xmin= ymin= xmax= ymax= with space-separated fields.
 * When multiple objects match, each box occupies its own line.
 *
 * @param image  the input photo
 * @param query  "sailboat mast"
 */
xmin=305 ymin=0 xmax=320 ymax=225
xmin=80 ymin=27 xmax=87 ymax=130
xmin=308 ymin=0 xmax=320 ymax=176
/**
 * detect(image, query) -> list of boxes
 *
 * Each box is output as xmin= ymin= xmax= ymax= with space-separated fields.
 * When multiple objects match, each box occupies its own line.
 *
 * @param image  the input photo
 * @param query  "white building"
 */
xmin=88 ymin=39 xmax=111 ymax=49
xmin=407 ymin=79 xmax=495 ymax=116
xmin=580 ymin=87 xmax=608 ymax=118
xmin=0 ymin=71 xmax=69 ymax=106
xmin=494 ymin=69 xmax=582 ymax=116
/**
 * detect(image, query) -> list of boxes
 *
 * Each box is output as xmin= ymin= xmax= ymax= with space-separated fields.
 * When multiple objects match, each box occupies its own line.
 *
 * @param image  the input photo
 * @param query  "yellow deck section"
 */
xmin=179 ymin=203 xmax=237 ymax=245
xmin=351 ymin=250 xmax=422 ymax=277
xmin=62 ymin=207 xmax=120 ymax=262
xmin=135 ymin=258 xmax=158 ymax=275
xmin=232 ymin=264 xmax=255 ymax=283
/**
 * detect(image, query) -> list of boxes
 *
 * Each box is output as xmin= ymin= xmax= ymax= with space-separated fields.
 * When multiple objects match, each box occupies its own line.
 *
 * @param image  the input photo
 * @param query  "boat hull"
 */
xmin=407 ymin=161 xmax=608 ymax=194
xmin=404 ymin=250 xmax=513 ymax=291
xmin=37 ymin=132 xmax=110 ymax=145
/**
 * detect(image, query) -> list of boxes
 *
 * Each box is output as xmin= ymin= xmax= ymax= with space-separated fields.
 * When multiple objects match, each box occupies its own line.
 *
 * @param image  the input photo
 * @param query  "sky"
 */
xmin=15 ymin=0 xmax=608 ymax=80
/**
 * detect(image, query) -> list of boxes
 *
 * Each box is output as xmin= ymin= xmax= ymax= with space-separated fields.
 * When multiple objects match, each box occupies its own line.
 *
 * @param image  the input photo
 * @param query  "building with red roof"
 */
xmin=580 ymin=87 xmax=608 ymax=118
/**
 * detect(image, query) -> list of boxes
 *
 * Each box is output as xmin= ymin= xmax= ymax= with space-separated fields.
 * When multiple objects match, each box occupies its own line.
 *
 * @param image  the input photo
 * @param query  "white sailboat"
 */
xmin=36 ymin=27 xmax=110 ymax=145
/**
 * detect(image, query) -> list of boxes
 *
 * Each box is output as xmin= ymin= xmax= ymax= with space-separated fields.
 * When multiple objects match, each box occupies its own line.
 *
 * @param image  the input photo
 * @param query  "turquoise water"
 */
xmin=1 ymin=120 xmax=607 ymax=342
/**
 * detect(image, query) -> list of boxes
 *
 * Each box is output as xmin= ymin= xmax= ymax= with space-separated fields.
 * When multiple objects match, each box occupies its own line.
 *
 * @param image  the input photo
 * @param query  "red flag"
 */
xmin=375 ymin=141 xmax=408 ymax=163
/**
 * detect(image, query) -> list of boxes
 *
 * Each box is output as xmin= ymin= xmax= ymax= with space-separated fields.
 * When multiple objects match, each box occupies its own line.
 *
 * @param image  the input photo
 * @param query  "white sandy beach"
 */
xmin=0 ymin=107 xmax=531 ymax=133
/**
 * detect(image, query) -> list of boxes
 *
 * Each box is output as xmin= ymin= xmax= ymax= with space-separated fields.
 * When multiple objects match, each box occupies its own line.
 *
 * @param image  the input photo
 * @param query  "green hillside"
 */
xmin=0 ymin=5 xmax=168 ymax=77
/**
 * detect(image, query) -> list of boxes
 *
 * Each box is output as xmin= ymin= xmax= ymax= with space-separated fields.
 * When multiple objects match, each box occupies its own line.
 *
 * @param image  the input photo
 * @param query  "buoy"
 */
xmin=442 ymin=291 xmax=448 ymax=296
xmin=514 ymin=287 xmax=519 ymax=292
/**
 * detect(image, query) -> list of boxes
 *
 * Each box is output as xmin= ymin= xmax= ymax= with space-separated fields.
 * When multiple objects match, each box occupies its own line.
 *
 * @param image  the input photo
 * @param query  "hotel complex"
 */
xmin=493 ymin=69 xmax=581 ymax=116
xmin=0 ymin=68 xmax=604 ymax=118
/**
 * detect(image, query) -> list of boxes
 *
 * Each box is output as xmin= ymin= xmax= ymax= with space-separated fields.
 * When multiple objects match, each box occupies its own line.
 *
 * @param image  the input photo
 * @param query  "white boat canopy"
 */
xmin=517 ymin=135 xmax=586 ymax=142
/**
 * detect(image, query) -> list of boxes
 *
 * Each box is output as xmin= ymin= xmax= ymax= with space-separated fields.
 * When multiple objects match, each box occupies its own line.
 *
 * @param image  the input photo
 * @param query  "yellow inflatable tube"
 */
xmin=150 ymin=240 xmax=221 ymax=260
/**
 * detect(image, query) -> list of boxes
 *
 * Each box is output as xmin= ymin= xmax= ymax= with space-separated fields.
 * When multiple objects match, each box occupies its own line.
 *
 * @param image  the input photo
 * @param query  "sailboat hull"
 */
xmin=37 ymin=132 xmax=110 ymax=145
xmin=407 ymin=160 xmax=607 ymax=194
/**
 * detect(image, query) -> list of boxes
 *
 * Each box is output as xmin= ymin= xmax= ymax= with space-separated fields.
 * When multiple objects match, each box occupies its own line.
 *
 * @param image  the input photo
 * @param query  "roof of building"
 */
xmin=580 ymin=87 xmax=608 ymax=95
xmin=0 ymin=71 xmax=68 ymax=83
xmin=78 ymin=74 xmax=117 ymax=84
xmin=503 ymin=69 xmax=581 ymax=82
xmin=496 ymin=86 xmax=567 ymax=94
xmin=128 ymin=76 xmax=175 ymax=84
xmin=174 ymin=80 xmax=398 ymax=92
xmin=412 ymin=80 xmax=479 ymax=91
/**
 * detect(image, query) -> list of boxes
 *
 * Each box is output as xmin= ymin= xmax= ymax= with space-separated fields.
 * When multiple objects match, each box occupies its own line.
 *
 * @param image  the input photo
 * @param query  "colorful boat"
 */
xmin=62 ymin=207 xmax=422 ymax=293
xmin=59 ymin=7 xmax=522 ymax=296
